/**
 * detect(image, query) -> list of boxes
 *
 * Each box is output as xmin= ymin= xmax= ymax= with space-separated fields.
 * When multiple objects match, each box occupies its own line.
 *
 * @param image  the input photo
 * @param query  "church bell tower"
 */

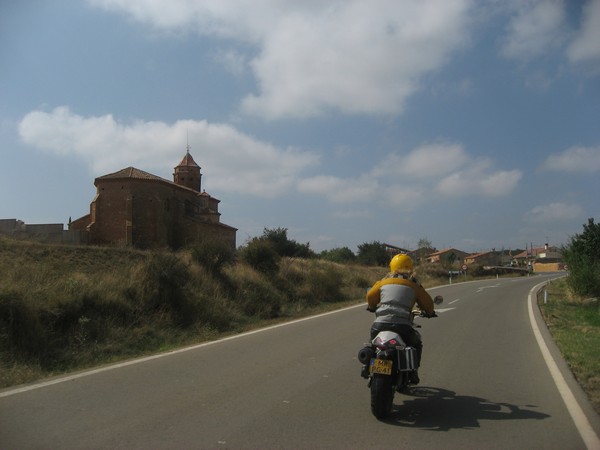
xmin=173 ymin=144 xmax=201 ymax=192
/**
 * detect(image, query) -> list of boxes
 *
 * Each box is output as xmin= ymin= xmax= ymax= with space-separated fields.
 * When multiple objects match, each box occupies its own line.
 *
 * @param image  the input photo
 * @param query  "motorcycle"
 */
xmin=358 ymin=295 xmax=443 ymax=420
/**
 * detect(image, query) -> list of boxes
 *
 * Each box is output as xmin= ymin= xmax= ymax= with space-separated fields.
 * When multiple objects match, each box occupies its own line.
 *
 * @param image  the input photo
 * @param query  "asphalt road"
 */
xmin=2 ymin=273 xmax=599 ymax=449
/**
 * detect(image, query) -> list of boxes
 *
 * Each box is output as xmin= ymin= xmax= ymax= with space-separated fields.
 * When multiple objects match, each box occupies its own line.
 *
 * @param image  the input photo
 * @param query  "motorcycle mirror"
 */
xmin=434 ymin=295 xmax=443 ymax=305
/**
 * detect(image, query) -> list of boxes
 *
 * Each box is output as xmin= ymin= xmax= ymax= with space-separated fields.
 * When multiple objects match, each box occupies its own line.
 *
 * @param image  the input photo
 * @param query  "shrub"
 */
xmin=232 ymin=266 xmax=284 ymax=319
xmin=357 ymin=241 xmax=389 ymax=266
xmin=191 ymin=237 xmax=235 ymax=275
xmin=320 ymin=246 xmax=356 ymax=263
xmin=137 ymin=252 xmax=196 ymax=326
xmin=0 ymin=291 xmax=45 ymax=359
xmin=238 ymin=239 xmax=281 ymax=275
xmin=307 ymin=267 xmax=343 ymax=303
xmin=260 ymin=227 xmax=316 ymax=258
xmin=564 ymin=218 xmax=600 ymax=298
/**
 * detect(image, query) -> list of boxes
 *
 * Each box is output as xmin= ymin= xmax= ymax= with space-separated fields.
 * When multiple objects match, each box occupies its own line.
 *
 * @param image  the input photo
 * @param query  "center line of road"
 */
xmin=449 ymin=298 xmax=460 ymax=304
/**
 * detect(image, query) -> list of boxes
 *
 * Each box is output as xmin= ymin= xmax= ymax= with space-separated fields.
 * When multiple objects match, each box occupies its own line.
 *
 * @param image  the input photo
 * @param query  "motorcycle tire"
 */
xmin=370 ymin=374 xmax=394 ymax=420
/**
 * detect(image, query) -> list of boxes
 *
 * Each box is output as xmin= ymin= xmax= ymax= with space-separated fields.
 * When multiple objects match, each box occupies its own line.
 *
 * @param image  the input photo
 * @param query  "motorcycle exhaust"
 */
xmin=358 ymin=346 xmax=375 ymax=365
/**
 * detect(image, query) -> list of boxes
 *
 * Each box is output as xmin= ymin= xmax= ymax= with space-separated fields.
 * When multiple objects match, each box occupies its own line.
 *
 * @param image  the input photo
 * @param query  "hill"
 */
xmin=0 ymin=236 xmax=385 ymax=387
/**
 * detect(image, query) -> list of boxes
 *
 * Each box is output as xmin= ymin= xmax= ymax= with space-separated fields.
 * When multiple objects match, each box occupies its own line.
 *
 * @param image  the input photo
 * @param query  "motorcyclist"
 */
xmin=366 ymin=253 xmax=436 ymax=384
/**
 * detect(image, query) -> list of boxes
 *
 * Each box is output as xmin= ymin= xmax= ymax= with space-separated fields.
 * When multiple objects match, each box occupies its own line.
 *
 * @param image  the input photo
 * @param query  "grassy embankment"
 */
xmin=538 ymin=278 xmax=600 ymax=415
xmin=4 ymin=234 xmax=596 ymax=417
xmin=0 ymin=236 xmax=393 ymax=388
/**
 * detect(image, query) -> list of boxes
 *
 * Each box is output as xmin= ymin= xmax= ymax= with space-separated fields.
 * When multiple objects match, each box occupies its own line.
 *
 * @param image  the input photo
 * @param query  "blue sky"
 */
xmin=1 ymin=0 xmax=599 ymax=253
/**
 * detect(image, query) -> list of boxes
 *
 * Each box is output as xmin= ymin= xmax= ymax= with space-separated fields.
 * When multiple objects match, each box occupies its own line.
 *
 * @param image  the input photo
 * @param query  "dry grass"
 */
xmin=538 ymin=277 xmax=600 ymax=415
xmin=0 ymin=236 xmax=493 ymax=389
xmin=0 ymin=237 xmax=387 ymax=388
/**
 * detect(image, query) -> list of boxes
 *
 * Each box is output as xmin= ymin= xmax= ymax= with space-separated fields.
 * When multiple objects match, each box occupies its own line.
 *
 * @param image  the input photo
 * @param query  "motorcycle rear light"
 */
xmin=389 ymin=339 xmax=397 ymax=345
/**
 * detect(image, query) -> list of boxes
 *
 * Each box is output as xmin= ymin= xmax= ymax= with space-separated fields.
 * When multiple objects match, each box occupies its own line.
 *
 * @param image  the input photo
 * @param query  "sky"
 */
xmin=1 ymin=0 xmax=599 ymax=254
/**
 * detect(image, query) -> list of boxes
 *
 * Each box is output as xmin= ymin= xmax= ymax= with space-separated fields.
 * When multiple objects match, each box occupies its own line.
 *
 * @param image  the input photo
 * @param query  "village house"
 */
xmin=513 ymin=244 xmax=564 ymax=272
xmin=426 ymin=248 xmax=469 ymax=267
xmin=464 ymin=250 xmax=500 ymax=267
xmin=383 ymin=243 xmax=411 ymax=257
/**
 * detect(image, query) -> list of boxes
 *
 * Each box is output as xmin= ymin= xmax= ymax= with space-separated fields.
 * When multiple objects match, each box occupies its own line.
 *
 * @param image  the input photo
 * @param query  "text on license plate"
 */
xmin=370 ymin=358 xmax=392 ymax=375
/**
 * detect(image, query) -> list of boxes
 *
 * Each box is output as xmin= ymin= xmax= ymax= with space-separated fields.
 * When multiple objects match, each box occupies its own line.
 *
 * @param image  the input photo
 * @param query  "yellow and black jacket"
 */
xmin=366 ymin=274 xmax=434 ymax=325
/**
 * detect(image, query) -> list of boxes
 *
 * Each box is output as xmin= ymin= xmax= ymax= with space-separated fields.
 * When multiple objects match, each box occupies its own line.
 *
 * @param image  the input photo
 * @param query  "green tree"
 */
xmin=320 ymin=246 xmax=356 ymax=263
xmin=238 ymin=239 xmax=280 ymax=275
xmin=417 ymin=238 xmax=432 ymax=249
xmin=443 ymin=251 xmax=458 ymax=269
xmin=415 ymin=238 xmax=435 ymax=263
xmin=563 ymin=218 xmax=600 ymax=298
xmin=191 ymin=237 xmax=235 ymax=276
xmin=357 ymin=241 xmax=389 ymax=267
xmin=261 ymin=227 xmax=316 ymax=258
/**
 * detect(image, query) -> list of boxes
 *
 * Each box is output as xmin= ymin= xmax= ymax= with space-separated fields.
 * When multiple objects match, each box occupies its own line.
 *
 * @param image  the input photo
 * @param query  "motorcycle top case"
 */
xmin=397 ymin=346 xmax=417 ymax=371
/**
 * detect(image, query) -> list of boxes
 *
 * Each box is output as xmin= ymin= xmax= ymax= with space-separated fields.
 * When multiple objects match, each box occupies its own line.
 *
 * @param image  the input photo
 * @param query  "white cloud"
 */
xmin=214 ymin=49 xmax=248 ymax=77
xmin=435 ymin=159 xmax=522 ymax=197
xmin=525 ymin=202 xmax=584 ymax=222
xmin=501 ymin=0 xmax=566 ymax=60
xmin=18 ymin=106 xmax=318 ymax=197
xmin=371 ymin=143 xmax=468 ymax=178
xmin=89 ymin=0 xmax=473 ymax=119
xmin=298 ymin=143 xmax=521 ymax=204
xmin=567 ymin=0 xmax=600 ymax=67
xmin=541 ymin=145 xmax=600 ymax=172
xmin=297 ymin=175 xmax=379 ymax=203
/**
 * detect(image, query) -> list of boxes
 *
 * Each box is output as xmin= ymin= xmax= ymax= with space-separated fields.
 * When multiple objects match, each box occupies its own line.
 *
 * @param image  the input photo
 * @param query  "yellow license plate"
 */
xmin=370 ymin=358 xmax=392 ymax=375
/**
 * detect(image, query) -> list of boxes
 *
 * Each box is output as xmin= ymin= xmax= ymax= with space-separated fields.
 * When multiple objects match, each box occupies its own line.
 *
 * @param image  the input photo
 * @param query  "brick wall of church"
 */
xmin=88 ymin=178 xmax=235 ymax=249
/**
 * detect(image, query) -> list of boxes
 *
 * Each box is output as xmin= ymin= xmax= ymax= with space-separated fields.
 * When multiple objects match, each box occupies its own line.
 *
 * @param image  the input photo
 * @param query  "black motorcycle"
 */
xmin=358 ymin=296 xmax=442 ymax=420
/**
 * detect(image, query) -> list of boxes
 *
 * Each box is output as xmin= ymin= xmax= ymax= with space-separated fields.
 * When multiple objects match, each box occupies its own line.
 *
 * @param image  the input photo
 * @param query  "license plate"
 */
xmin=370 ymin=358 xmax=392 ymax=375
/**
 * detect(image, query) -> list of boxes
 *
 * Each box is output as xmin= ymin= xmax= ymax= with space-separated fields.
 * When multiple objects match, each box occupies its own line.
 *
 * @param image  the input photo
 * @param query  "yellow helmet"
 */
xmin=389 ymin=254 xmax=413 ymax=273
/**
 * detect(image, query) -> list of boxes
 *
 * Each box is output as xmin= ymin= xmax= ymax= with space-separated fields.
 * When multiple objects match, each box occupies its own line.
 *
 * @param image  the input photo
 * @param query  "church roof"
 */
xmin=176 ymin=151 xmax=200 ymax=168
xmin=94 ymin=166 xmax=218 ymax=201
xmin=96 ymin=167 xmax=166 ymax=182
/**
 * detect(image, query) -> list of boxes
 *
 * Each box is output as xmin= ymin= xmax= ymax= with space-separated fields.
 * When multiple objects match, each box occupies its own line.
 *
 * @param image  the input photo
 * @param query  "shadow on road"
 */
xmin=385 ymin=387 xmax=550 ymax=430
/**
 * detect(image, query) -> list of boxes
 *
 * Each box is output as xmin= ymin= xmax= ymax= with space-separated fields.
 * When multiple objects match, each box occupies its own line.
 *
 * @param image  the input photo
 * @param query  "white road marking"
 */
xmin=528 ymin=281 xmax=600 ymax=449
xmin=449 ymin=298 xmax=460 ymax=304
xmin=476 ymin=284 xmax=501 ymax=293
xmin=0 ymin=303 xmax=362 ymax=399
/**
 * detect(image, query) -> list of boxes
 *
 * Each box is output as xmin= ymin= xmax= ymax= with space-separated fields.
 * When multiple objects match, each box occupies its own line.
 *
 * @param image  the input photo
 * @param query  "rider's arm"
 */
xmin=366 ymin=281 xmax=382 ymax=310
xmin=414 ymin=283 xmax=435 ymax=316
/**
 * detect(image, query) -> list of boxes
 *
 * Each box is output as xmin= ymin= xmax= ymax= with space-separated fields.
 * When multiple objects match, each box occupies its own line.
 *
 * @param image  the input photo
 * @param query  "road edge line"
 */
xmin=528 ymin=281 xmax=600 ymax=450
xmin=0 ymin=302 xmax=365 ymax=398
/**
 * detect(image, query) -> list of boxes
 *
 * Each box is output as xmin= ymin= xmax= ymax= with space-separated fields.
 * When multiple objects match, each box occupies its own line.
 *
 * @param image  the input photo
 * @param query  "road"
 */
xmin=2 ymin=274 xmax=599 ymax=449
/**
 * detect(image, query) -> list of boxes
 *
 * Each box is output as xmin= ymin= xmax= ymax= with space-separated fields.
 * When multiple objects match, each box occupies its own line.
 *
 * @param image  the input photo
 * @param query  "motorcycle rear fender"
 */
xmin=372 ymin=330 xmax=406 ymax=349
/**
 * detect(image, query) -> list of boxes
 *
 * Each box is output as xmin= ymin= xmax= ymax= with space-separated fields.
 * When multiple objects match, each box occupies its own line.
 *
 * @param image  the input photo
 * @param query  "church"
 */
xmin=69 ymin=150 xmax=237 ymax=249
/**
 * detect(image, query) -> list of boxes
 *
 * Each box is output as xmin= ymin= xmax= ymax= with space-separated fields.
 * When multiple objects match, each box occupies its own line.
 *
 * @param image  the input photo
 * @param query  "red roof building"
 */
xmin=70 ymin=150 xmax=236 ymax=249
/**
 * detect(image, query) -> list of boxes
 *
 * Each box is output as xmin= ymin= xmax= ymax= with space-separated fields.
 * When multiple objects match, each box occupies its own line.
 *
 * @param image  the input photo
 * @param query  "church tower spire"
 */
xmin=173 ymin=142 xmax=201 ymax=191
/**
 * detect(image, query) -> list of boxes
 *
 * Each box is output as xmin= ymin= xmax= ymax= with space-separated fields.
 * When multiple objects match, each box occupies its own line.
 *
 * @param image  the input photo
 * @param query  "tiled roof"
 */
xmin=96 ymin=167 xmax=167 ymax=182
xmin=95 ymin=166 xmax=219 ymax=200
xmin=176 ymin=151 xmax=200 ymax=168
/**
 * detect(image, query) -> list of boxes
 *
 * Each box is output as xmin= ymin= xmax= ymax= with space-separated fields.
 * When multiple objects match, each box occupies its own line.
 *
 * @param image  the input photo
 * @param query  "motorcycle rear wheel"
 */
xmin=370 ymin=374 xmax=394 ymax=419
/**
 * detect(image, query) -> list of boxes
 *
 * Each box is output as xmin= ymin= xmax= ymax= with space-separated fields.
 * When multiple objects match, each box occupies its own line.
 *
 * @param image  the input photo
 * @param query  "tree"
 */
xmin=563 ymin=218 xmax=600 ymax=298
xmin=415 ymin=238 xmax=435 ymax=263
xmin=417 ymin=238 xmax=432 ymax=249
xmin=320 ymin=247 xmax=356 ymax=263
xmin=238 ymin=238 xmax=280 ymax=275
xmin=260 ymin=227 xmax=316 ymax=258
xmin=357 ymin=241 xmax=389 ymax=267
xmin=443 ymin=251 xmax=458 ymax=270
xmin=190 ymin=237 xmax=235 ymax=275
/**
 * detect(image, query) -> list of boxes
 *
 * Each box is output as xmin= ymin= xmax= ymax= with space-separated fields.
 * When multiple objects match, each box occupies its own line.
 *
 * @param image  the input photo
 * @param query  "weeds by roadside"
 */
xmin=1 ymin=235 xmax=539 ymax=390
xmin=0 ymin=237 xmax=384 ymax=388
xmin=538 ymin=278 xmax=600 ymax=415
